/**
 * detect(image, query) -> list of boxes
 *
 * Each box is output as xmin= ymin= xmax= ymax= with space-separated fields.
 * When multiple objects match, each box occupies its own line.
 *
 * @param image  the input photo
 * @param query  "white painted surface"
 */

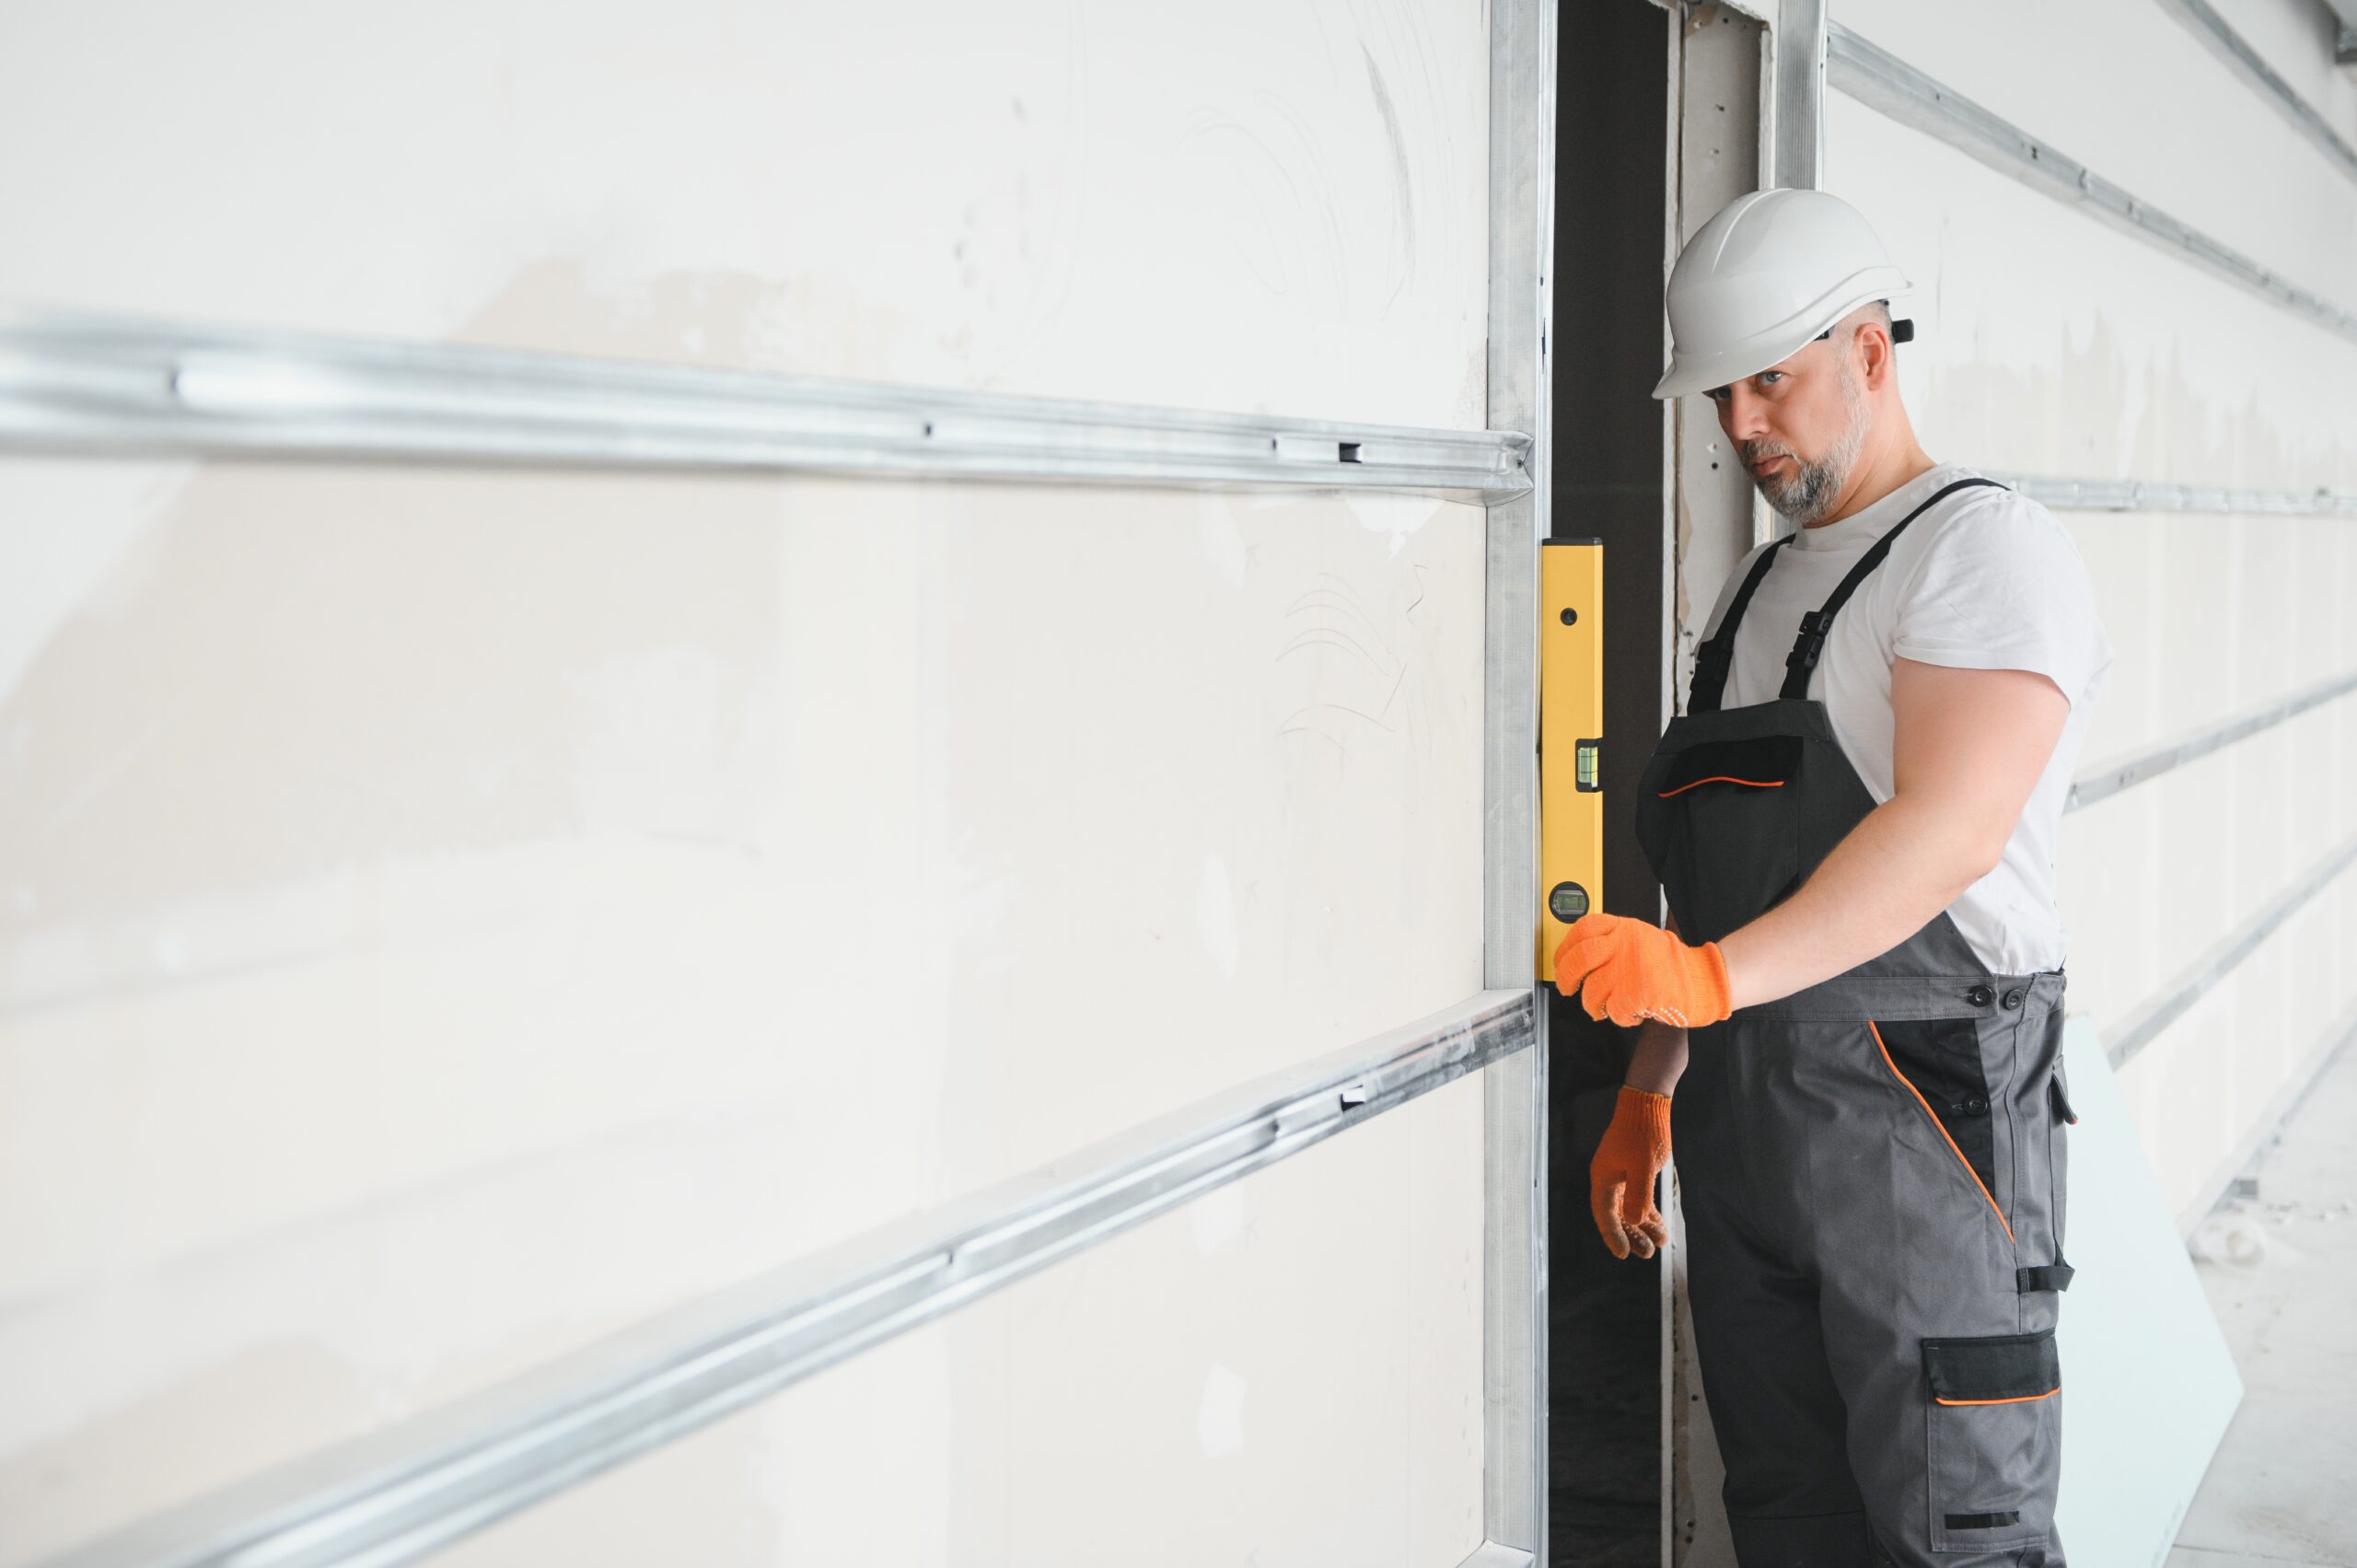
xmin=1677 ymin=3 xmax=2352 ymax=1558
xmin=0 ymin=0 xmax=1492 ymax=432
xmin=0 ymin=463 xmax=1492 ymax=1562
xmin=0 ymin=2 xmax=1501 ymax=1555
xmin=416 ymin=1075 xmax=1486 ymax=1568
xmin=1829 ymin=0 xmax=2357 ymax=1237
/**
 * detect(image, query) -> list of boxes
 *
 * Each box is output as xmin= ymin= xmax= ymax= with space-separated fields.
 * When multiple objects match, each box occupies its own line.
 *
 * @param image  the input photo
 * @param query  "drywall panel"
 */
xmin=0 ymin=0 xmax=1491 ymax=432
xmin=2112 ymin=874 xmax=2357 ymax=1220
xmin=0 ymin=457 xmax=1488 ymax=1560
xmin=1835 ymin=0 xmax=2357 ymax=306
xmin=1826 ymin=64 xmax=2357 ymax=1233
xmin=2209 ymin=0 xmax=2357 ymax=132
xmin=2051 ymin=1016 xmax=2243 ymax=1562
xmin=1826 ymin=93 xmax=2357 ymax=497
xmin=421 ymin=1072 xmax=1486 ymax=1568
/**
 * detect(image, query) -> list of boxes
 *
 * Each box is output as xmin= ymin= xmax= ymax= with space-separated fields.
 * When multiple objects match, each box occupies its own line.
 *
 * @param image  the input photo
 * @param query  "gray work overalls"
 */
xmin=1636 ymin=478 xmax=2078 ymax=1567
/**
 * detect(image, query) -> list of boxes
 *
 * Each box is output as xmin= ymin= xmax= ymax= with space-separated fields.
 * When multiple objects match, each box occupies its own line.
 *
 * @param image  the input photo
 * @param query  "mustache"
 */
xmin=1739 ymin=439 xmax=1798 ymax=464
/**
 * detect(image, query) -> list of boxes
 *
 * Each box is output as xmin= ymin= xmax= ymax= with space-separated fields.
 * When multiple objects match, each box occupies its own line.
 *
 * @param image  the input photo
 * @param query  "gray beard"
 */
xmin=1749 ymin=372 xmax=1871 ymax=526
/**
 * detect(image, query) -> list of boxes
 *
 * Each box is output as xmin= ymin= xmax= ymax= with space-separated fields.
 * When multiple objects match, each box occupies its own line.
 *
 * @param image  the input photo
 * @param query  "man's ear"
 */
xmin=1856 ymin=319 xmax=1896 ymax=391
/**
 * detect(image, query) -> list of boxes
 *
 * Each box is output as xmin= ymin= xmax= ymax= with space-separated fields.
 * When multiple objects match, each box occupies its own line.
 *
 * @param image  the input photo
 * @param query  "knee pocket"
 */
xmin=1922 ymin=1330 xmax=2061 ymax=1552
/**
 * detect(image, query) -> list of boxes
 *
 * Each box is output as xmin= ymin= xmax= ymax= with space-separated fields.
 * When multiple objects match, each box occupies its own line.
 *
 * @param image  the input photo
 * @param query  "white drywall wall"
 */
xmin=0 ymin=0 xmax=1492 ymax=431
xmin=1675 ymin=3 xmax=2354 ymax=1561
xmin=0 ymin=0 xmax=1501 ymax=1560
xmin=428 ymin=1075 xmax=1486 ymax=1568
xmin=1829 ymin=0 xmax=2357 ymax=1230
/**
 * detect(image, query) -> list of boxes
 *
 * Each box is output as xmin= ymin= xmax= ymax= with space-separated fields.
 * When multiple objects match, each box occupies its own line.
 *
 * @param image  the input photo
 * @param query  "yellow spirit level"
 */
xmin=1538 ymin=538 xmax=1602 ymax=983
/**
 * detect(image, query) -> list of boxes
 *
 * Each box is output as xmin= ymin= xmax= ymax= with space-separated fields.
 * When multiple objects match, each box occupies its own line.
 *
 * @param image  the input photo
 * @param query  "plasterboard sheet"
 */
xmin=1824 ymin=90 xmax=2357 ymax=499
xmin=1826 ymin=63 xmax=2357 ymax=1231
xmin=424 ymin=1072 xmax=1483 ymax=1568
xmin=1834 ymin=0 xmax=2357 ymax=302
xmin=0 ymin=458 xmax=1488 ymax=1562
xmin=0 ymin=0 xmax=1491 ymax=432
xmin=2053 ymin=1015 xmax=2242 ymax=1563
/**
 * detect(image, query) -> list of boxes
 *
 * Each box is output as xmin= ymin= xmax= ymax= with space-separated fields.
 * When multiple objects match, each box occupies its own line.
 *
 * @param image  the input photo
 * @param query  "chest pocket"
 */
xmin=1644 ymin=734 xmax=1804 ymax=944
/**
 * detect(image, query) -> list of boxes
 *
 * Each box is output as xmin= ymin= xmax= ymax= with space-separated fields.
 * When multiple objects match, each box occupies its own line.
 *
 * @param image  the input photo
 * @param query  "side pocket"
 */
xmin=1922 ymin=1330 xmax=2061 ymax=1551
xmin=2048 ymin=1066 xmax=2074 ymax=1253
xmin=1871 ymin=1019 xmax=2011 ymax=1244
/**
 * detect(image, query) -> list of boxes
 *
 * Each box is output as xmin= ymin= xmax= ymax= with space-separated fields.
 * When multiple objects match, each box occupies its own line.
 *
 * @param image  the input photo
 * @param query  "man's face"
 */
xmin=1707 ymin=333 xmax=1871 ymax=527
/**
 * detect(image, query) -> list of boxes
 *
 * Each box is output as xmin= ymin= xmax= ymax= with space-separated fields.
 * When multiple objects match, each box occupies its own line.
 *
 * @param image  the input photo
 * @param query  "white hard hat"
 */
xmin=1653 ymin=188 xmax=1913 ymax=399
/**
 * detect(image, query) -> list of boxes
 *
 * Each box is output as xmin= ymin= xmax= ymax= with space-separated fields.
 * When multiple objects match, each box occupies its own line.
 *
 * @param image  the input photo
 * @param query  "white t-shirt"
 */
xmin=1695 ymin=462 xmax=2113 ymax=974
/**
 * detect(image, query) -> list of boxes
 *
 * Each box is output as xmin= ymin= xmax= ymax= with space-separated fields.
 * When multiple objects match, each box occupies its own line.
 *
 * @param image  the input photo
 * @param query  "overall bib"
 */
xmin=1636 ymin=479 xmax=2076 ymax=1567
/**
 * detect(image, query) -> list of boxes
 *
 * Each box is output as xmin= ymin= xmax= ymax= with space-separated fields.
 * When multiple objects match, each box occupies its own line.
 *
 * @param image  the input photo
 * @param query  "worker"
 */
xmin=1555 ymin=188 xmax=2112 ymax=1567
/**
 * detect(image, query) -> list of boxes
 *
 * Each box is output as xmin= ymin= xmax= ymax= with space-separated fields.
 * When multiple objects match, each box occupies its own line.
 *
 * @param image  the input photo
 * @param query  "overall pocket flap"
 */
xmin=1656 ymin=733 xmax=1803 ymax=797
xmin=2049 ymin=1069 xmax=2079 ymax=1125
xmin=1922 ymin=1329 xmax=2060 ymax=1404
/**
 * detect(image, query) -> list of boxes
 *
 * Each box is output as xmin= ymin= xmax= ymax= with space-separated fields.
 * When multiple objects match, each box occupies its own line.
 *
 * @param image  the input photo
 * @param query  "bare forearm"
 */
xmin=1624 ymin=1019 xmax=1689 ymax=1095
xmin=1717 ymin=793 xmax=1994 ymax=1011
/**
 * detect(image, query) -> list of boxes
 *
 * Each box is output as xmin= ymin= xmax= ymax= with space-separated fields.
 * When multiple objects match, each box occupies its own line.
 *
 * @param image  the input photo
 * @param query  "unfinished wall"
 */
xmin=0 ymin=2 xmax=1500 ymax=1562
xmin=1828 ymin=0 xmax=2357 ymax=1229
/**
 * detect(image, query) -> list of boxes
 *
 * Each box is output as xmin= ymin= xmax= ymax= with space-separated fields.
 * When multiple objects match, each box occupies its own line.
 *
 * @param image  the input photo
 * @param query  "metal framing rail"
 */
xmin=1826 ymin=23 xmax=2357 ymax=344
xmin=2154 ymin=0 xmax=2357 ymax=188
xmin=12 ymin=4 xmax=1562 ymax=1564
xmin=1770 ymin=0 xmax=1829 ymax=191
xmin=2106 ymin=831 xmax=2357 ymax=1070
xmin=1477 ymin=0 xmax=1555 ymax=1558
xmin=2068 ymin=667 xmax=2357 ymax=812
xmin=36 ymin=992 xmax=1538 ymax=1568
xmin=0 ymin=312 xmax=1531 ymax=503
xmin=1997 ymin=471 xmax=2357 ymax=517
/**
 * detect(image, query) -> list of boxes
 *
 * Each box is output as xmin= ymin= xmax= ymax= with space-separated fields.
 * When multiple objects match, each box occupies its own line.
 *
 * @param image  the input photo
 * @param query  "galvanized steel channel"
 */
xmin=2106 ymin=835 xmax=2357 ymax=1070
xmin=0 ymin=312 xmax=1531 ymax=502
xmin=1826 ymin=24 xmax=2357 ymax=344
xmin=2154 ymin=0 xmax=2357 ymax=187
xmin=31 ymin=991 xmax=1537 ymax=1568
xmin=1998 ymin=472 xmax=2357 ymax=517
xmin=1770 ymin=0 xmax=1829 ymax=191
xmin=1476 ymin=0 xmax=1555 ymax=1558
xmin=2069 ymin=668 xmax=2357 ymax=812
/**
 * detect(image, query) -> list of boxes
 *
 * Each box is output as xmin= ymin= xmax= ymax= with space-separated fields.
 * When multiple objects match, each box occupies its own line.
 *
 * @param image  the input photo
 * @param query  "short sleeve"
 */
xmin=1891 ymin=497 xmax=2113 ymax=710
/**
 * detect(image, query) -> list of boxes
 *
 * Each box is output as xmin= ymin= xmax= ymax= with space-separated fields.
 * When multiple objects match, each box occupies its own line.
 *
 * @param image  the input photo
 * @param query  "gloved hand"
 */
xmin=1551 ymin=912 xmax=1733 ymax=1029
xmin=1592 ymin=1086 xmax=1673 ymax=1260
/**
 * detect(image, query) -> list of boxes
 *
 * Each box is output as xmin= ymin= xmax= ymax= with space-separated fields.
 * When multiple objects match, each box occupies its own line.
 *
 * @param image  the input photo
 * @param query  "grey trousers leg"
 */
xmin=1680 ymin=1178 xmax=1877 ymax=1566
xmin=1675 ymin=985 xmax=2072 ymax=1568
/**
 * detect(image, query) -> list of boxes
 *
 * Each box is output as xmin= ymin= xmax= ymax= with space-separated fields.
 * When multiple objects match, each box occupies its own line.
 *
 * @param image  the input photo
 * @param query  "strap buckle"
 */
xmin=1785 ymin=609 xmax=1830 ymax=674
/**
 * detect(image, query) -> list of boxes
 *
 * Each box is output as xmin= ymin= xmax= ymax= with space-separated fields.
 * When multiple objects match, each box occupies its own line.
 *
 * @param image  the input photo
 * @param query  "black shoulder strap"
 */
xmin=1777 ymin=476 xmax=2008 ymax=701
xmin=1688 ymin=536 xmax=1794 ymax=714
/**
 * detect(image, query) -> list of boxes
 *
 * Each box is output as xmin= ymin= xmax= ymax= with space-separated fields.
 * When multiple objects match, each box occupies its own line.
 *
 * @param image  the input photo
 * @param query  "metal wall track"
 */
xmin=32 ymin=992 xmax=1536 ymax=1568
xmin=1477 ymin=0 xmax=1556 ymax=1555
xmin=1827 ymin=23 xmax=2357 ymax=344
xmin=1998 ymin=472 xmax=2357 ymax=518
xmin=2069 ymin=668 xmax=2357 ymax=812
xmin=0 ymin=312 xmax=1530 ymax=502
xmin=2106 ymin=833 xmax=2357 ymax=1070
xmin=2154 ymin=0 xmax=2357 ymax=189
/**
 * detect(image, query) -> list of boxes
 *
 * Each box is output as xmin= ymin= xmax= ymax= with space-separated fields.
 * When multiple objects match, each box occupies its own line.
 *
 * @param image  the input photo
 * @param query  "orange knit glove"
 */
xmin=1551 ymin=912 xmax=1733 ymax=1029
xmin=1592 ymin=1086 xmax=1673 ymax=1260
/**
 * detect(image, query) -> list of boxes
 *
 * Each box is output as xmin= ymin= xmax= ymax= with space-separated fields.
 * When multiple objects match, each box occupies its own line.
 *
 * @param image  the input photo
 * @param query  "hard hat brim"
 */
xmin=1652 ymin=267 xmax=1911 ymax=399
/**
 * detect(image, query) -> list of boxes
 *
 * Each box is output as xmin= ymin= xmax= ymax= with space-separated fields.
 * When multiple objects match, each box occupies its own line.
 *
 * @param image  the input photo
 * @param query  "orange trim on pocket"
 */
xmin=1655 ymin=775 xmax=1787 ymax=799
xmin=1933 ymin=1388 xmax=2059 ymax=1407
xmin=1869 ymin=1020 xmax=2014 ymax=1246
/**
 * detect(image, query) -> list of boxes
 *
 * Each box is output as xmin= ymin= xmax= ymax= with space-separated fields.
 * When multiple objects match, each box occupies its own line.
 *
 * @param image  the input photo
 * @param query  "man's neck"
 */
xmin=1810 ymin=434 xmax=1937 ymax=528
